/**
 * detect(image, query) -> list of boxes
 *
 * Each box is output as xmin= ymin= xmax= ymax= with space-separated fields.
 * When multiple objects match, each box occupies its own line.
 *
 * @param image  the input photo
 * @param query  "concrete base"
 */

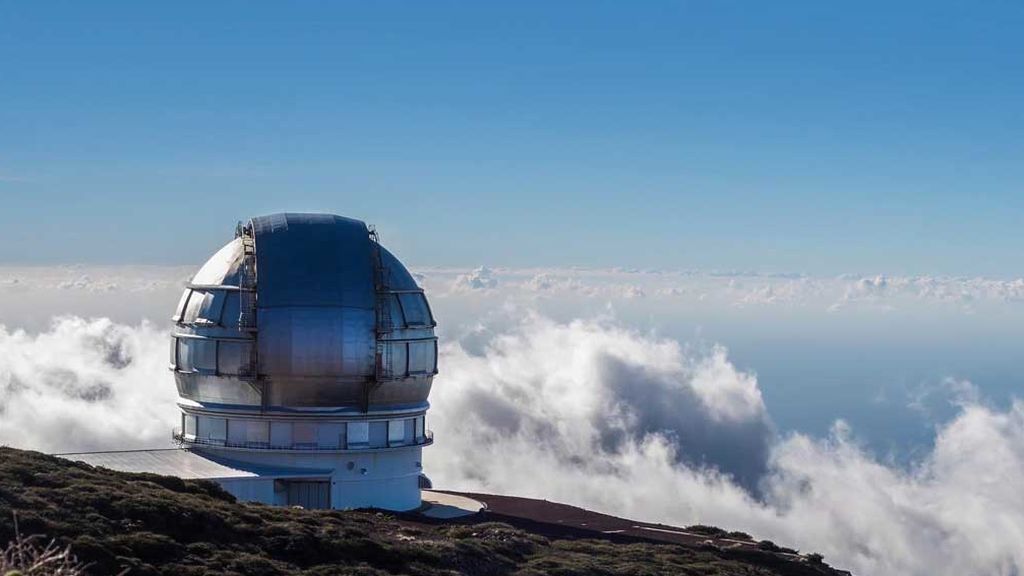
xmin=194 ymin=445 xmax=425 ymax=511
xmin=59 ymin=446 xmax=426 ymax=512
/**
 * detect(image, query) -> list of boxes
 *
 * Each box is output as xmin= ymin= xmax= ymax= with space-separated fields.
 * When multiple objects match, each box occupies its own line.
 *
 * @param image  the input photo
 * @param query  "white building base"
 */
xmin=58 ymin=446 xmax=425 ymax=512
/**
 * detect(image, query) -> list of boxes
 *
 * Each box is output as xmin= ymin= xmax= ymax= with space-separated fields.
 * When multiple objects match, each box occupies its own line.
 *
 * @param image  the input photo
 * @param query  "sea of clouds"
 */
xmin=2 ymin=265 xmax=1024 ymax=575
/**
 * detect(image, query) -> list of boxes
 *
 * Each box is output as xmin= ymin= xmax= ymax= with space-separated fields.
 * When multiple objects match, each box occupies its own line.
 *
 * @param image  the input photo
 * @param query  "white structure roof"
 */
xmin=57 ymin=448 xmax=330 ymax=480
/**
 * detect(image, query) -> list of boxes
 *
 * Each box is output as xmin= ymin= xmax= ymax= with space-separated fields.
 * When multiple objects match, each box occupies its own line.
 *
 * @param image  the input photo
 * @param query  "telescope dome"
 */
xmin=170 ymin=213 xmax=437 ymax=411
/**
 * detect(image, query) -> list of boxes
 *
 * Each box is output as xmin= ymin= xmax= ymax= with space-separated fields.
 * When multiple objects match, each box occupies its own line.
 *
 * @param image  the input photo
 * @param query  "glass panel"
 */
xmin=347 ymin=422 xmax=369 ymax=448
xmin=293 ymin=422 xmax=317 ymax=447
xmin=404 ymin=418 xmax=415 ymax=443
xmin=398 ymin=293 xmax=431 ymax=326
xmin=172 ymin=290 xmax=191 ymax=322
xmin=169 ymin=337 xmax=177 ymax=368
xmin=317 ymin=423 xmax=343 ymax=449
xmin=408 ymin=341 xmax=435 ymax=374
xmin=415 ymin=416 xmax=425 ymax=442
xmin=183 ymin=414 xmax=197 ymax=437
xmin=270 ymin=421 xmax=292 ymax=448
xmin=387 ymin=341 xmax=407 ymax=379
xmin=197 ymin=290 xmax=227 ymax=325
xmin=182 ymin=290 xmax=208 ymax=324
xmin=194 ymin=340 xmax=216 ymax=371
xmin=217 ymin=341 xmax=251 ymax=375
xmin=388 ymin=420 xmax=405 ymax=446
xmin=387 ymin=294 xmax=403 ymax=330
xmin=177 ymin=339 xmax=194 ymax=372
xmin=227 ymin=419 xmax=246 ymax=445
xmin=199 ymin=416 xmax=226 ymax=442
xmin=369 ymin=421 xmax=388 ymax=448
xmin=247 ymin=420 xmax=269 ymax=445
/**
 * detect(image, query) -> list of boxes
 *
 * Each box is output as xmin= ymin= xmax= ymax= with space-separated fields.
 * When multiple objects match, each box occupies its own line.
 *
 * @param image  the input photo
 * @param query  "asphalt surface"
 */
xmin=434 ymin=490 xmax=779 ymax=554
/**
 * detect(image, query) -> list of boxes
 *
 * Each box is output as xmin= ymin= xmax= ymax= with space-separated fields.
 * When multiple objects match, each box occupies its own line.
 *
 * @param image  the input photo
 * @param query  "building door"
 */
xmin=286 ymin=480 xmax=331 ymax=509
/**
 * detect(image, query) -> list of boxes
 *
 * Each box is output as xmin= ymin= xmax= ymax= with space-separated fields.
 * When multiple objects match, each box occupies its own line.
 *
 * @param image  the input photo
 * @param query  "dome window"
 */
xmin=397 ymin=293 xmax=433 ymax=327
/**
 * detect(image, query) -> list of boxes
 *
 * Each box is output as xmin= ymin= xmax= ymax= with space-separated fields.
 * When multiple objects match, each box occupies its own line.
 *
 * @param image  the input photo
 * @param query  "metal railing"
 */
xmin=172 ymin=428 xmax=433 ymax=452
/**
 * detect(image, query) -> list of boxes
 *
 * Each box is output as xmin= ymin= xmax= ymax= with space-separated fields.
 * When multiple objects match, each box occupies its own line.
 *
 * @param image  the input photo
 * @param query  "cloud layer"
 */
xmin=1 ymin=312 xmax=1022 ymax=575
xmin=430 ymin=314 xmax=1024 ymax=575
xmin=0 ymin=317 xmax=179 ymax=453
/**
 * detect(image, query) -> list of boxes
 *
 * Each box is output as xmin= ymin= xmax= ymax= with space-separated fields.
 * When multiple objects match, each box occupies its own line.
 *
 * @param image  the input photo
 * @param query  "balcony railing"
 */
xmin=172 ymin=428 xmax=434 ymax=452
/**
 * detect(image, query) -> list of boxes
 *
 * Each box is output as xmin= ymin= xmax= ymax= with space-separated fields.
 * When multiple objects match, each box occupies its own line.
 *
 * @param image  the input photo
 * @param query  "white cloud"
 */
xmin=1 ymin=313 xmax=1023 ymax=574
xmin=0 ymin=317 xmax=179 ymax=453
xmin=428 ymin=314 xmax=1024 ymax=575
xmin=450 ymin=266 xmax=498 ymax=292
xmin=4 ymin=265 xmax=1024 ymax=574
xmin=58 ymin=274 xmax=118 ymax=292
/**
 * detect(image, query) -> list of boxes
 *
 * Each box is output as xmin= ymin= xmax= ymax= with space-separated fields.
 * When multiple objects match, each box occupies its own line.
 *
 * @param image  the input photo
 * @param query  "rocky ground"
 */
xmin=0 ymin=447 xmax=849 ymax=575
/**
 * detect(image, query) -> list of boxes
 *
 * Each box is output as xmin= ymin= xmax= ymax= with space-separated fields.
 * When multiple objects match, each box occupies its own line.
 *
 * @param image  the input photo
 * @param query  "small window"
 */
xmin=317 ymin=423 xmax=343 ymax=449
xmin=398 ymin=293 xmax=432 ymax=326
xmin=387 ymin=294 xmax=404 ymax=330
xmin=194 ymin=340 xmax=216 ymax=371
xmin=217 ymin=341 xmax=252 ymax=375
xmin=177 ymin=339 xmax=194 ymax=372
xmin=198 ymin=416 xmax=226 ymax=443
xmin=387 ymin=341 xmax=408 ymax=378
xmin=197 ymin=290 xmax=227 ymax=325
xmin=183 ymin=414 xmax=197 ymax=437
xmin=294 ymin=422 xmax=317 ymax=447
xmin=169 ymin=337 xmax=178 ymax=368
xmin=408 ymin=340 xmax=436 ymax=374
xmin=404 ymin=418 xmax=415 ymax=443
xmin=246 ymin=420 xmax=269 ymax=446
xmin=369 ymin=421 xmax=388 ymax=448
xmin=181 ymin=290 xmax=208 ymax=324
xmin=415 ymin=415 xmax=425 ymax=442
xmin=172 ymin=290 xmax=192 ymax=322
xmin=176 ymin=338 xmax=216 ymax=372
xmin=227 ymin=419 xmax=246 ymax=445
xmin=347 ymin=422 xmax=369 ymax=448
xmin=228 ymin=419 xmax=267 ymax=446
xmin=270 ymin=421 xmax=292 ymax=448
xmin=388 ymin=420 xmax=406 ymax=446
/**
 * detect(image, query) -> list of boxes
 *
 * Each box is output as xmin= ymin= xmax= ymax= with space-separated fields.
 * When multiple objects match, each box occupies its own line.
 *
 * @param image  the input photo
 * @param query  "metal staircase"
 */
xmin=369 ymin=226 xmax=394 ymax=385
xmin=236 ymin=223 xmax=259 ymax=388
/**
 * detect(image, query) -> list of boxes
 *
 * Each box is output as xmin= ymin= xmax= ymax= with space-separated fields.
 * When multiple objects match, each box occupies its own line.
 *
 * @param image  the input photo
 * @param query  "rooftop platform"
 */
xmin=56 ymin=448 xmax=331 ymax=480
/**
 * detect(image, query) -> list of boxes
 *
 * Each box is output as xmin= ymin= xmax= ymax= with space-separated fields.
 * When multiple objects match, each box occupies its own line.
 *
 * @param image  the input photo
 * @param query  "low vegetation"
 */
xmin=0 ymin=447 xmax=845 ymax=575
xmin=2 ymin=520 xmax=91 ymax=576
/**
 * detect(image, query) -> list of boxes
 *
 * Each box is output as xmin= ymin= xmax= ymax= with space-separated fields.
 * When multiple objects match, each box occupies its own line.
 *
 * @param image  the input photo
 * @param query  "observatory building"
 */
xmin=63 ymin=213 xmax=438 ymax=511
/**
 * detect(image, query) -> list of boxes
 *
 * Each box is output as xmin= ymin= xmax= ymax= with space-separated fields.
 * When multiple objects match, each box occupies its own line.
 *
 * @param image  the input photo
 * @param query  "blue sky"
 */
xmin=2 ymin=1 xmax=1022 ymax=274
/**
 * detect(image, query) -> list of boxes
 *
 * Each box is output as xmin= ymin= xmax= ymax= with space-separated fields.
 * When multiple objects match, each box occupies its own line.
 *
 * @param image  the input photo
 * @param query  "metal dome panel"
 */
xmin=190 ymin=238 xmax=244 ymax=287
xmin=251 ymin=213 xmax=375 ymax=309
xmin=171 ymin=212 xmax=436 ymax=412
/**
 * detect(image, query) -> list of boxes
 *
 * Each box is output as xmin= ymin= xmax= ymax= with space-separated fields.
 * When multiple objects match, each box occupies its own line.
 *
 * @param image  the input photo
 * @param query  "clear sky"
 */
xmin=2 ymin=1 xmax=1022 ymax=275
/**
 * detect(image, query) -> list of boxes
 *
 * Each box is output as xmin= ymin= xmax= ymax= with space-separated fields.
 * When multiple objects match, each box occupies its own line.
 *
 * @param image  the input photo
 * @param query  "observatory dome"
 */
xmin=171 ymin=213 xmax=437 ymax=411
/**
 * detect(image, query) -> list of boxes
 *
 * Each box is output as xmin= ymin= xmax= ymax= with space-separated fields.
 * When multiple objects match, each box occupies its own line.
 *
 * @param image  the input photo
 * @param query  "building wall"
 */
xmin=199 ymin=445 xmax=423 ymax=511
xmin=216 ymin=477 xmax=277 ymax=505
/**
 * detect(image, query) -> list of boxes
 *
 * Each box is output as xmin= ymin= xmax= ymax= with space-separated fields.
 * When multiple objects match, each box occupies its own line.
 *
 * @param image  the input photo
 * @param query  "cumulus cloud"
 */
xmin=2 ymin=307 xmax=1024 ymax=574
xmin=450 ymin=266 xmax=499 ymax=292
xmin=427 ymin=313 xmax=1024 ymax=576
xmin=431 ymin=313 xmax=773 ymax=490
xmin=0 ymin=317 xmax=179 ymax=453
xmin=58 ymin=274 xmax=118 ymax=292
